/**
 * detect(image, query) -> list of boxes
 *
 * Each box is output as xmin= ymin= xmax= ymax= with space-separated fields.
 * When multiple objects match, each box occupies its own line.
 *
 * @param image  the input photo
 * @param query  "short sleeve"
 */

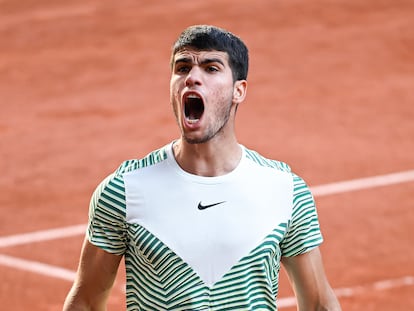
xmin=280 ymin=173 xmax=323 ymax=257
xmin=87 ymin=173 xmax=128 ymax=255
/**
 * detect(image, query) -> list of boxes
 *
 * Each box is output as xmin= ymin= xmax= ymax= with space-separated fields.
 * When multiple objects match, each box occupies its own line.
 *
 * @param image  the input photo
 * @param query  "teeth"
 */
xmin=186 ymin=117 xmax=199 ymax=124
xmin=187 ymin=94 xmax=201 ymax=99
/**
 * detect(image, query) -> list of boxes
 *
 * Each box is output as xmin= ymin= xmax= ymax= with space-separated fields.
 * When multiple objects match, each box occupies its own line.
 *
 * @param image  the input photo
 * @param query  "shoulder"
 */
xmin=242 ymin=146 xmax=313 ymax=198
xmin=242 ymin=145 xmax=292 ymax=173
xmin=90 ymin=144 xmax=170 ymax=214
xmin=114 ymin=144 xmax=170 ymax=177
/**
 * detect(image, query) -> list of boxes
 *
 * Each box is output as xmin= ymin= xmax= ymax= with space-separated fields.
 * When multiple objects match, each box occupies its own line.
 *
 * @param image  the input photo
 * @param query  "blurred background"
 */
xmin=0 ymin=0 xmax=413 ymax=310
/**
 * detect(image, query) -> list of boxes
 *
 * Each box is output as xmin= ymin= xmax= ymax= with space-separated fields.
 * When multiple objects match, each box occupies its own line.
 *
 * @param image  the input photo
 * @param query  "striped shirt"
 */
xmin=88 ymin=142 xmax=323 ymax=310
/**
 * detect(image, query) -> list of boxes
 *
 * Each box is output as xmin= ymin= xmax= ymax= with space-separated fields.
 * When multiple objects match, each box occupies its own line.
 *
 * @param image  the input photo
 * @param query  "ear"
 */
xmin=233 ymin=80 xmax=247 ymax=105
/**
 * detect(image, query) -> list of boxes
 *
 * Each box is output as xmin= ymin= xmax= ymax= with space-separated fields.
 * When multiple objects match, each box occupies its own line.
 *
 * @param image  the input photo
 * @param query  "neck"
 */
xmin=172 ymin=137 xmax=242 ymax=177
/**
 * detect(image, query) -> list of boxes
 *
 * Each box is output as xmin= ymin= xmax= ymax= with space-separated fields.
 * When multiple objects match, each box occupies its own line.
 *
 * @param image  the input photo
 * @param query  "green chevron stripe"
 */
xmin=244 ymin=148 xmax=291 ymax=172
xmin=87 ymin=145 xmax=323 ymax=310
xmin=123 ymin=223 xmax=286 ymax=310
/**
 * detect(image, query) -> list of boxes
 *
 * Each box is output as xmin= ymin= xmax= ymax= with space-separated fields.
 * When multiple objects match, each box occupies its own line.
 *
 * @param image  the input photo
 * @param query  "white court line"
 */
xmin=277 ymin=275 xmax=414 ymax=308
xmin=0 ymin=252 xmax=412 ymax=307
xmin=1 ymin=169 xmax=413 ymax=249
xmin=2 ymin=249 xmax=411 ymax=308
xmin=0 ymin=253 xmax=76 ymax=282
xmin=0 ymin=224 xmax=86 ymax=249
xmin=311 ymin=169 xmax=414 ymax=196
xmin=0 ymin=168 xmax=413 ymax=297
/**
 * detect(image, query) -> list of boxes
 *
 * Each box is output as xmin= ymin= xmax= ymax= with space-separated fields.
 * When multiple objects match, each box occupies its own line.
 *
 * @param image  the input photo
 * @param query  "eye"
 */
xmin=175 ymin=65 xmax=191 ymax=74
xmin=206 ymin=66 xmax=219 ymax=73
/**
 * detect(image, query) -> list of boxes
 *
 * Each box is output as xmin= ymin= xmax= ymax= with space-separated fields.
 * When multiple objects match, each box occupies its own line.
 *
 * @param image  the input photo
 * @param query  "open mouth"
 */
xmin=184 ymin=94 xmax=204 ymax=124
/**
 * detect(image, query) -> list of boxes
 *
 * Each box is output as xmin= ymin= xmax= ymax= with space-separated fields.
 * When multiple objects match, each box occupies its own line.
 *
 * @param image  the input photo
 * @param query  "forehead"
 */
xmin=173 ymin=49 xmax=229 ymax=65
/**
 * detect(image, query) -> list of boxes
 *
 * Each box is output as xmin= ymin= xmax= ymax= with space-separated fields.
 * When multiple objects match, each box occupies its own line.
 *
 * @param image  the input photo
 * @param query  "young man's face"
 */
xmin=170 ymin=49 xmax=245 ymax=144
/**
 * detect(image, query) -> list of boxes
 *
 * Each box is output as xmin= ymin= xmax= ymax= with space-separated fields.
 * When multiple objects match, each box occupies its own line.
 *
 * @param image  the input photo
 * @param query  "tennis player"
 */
xmin=63 ymin=25 xmax=341 ymax=310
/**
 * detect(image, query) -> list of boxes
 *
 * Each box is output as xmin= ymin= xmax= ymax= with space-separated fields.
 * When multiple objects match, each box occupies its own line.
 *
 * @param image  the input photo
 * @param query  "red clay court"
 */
xmin=1 ymin=1 xmax=413 ymax=310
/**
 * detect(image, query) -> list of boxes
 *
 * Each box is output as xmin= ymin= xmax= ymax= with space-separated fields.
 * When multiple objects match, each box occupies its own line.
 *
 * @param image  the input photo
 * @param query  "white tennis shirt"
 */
xmin=88 ymin=142 xmax=323 ymax=310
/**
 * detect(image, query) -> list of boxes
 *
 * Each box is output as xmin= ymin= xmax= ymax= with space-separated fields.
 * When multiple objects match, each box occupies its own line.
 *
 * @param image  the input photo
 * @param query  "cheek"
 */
xmin=170 ymin=77 xmax=184 ymax=99
xmin=214 ymin=85 xmax=235 ymax=107
xmin=170 ymin=91 xmax=183 ymax=122
xmin=170 ymin=94 xmax=180 ymax=117
xmin=169 ymin=81 xmax=176 ymax=98
xmin=169 ymin=82 xmax=180 ymax=104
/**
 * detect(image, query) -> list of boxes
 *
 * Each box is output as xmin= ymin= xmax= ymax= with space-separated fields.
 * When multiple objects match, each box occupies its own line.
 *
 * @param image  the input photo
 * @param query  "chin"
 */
xmin=183 ymin=134 xmax=210 ymax=145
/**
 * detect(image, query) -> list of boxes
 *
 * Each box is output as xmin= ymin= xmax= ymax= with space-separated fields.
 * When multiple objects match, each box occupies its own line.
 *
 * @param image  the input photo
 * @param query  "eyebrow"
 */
xmin=174 ymin=57 xmax=225 ymax=67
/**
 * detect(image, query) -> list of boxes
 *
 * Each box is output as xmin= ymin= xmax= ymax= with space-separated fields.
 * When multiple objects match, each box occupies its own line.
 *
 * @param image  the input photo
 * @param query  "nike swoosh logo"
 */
xmin=198 ymin=201 xmax=226 ymax=210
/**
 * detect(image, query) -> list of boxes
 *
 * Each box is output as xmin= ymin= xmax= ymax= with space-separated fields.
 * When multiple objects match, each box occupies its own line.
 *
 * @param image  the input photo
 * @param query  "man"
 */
xmin=63 ymin=25 xmax=341 ymax=310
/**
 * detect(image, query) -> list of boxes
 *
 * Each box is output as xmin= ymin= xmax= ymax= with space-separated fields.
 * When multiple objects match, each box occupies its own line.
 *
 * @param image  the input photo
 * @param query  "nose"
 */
xmin=185 ymin=66 xmax=202 ymax=87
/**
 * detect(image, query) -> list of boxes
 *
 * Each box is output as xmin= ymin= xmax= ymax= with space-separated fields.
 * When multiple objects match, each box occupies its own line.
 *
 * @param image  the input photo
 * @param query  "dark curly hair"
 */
xmin=171 ymin=25 xmax=249 ymax=81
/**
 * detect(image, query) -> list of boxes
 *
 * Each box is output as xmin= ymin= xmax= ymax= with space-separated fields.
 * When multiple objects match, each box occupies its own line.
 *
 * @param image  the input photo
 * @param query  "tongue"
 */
xmin=188 ymin=111 xmax=200 ymax=121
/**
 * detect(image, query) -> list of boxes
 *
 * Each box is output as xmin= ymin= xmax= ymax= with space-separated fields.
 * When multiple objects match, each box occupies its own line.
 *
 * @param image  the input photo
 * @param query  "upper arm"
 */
xmin=63 ymin=238 xmax=123 ymax=311
xmin=64 ymin=170 xmax=127 ymax=310
xmin=281 ymin=247 xmax=341 ymax=311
